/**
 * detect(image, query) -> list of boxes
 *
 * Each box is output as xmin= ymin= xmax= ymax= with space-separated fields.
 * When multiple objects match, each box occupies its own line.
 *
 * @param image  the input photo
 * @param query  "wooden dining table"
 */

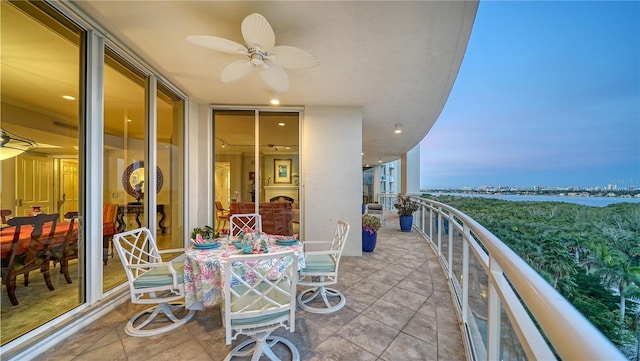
xmin=183 ymin=234 xmax=305 ymax=310
xmin=0 ymin=221 xmax=77 ymax=259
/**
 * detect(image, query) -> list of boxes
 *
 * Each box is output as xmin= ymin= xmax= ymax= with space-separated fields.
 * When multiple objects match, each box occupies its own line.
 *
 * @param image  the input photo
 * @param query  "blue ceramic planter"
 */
xmin=362 ymin=230 xmax=378 ymax=252
xmin=399 ymin=215 xmax=413 ymax=232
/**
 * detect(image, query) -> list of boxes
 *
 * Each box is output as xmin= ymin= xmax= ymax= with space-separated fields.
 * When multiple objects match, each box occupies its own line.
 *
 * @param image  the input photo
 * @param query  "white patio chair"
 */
xmin=229 ymin=213 xmax=262 ymax=237
xmin=297 ymin=219 xmax=350 ymax=314
xmin=365 ymin=203 xmax=384 ymax=225
xmin=112 ymin=227 xmax=196 ymax=337
xmin=222 ymin=250 xmax=299 ymax=360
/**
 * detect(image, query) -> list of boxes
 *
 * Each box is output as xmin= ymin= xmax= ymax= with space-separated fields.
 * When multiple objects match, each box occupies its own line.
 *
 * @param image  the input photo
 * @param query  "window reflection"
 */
xmin=0 ymin=0 xmax=83 ymax=345
xmin=213 ymin=110 xmax=300 ymax=236
xmin=102 ymin=49 xmax=146 ymax=291
xmin=156 ymin=83 xmax=185 ymax=251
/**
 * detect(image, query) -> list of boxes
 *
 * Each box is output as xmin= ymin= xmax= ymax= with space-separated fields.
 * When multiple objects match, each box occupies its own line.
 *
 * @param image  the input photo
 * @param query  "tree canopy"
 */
xmin=428 ymin=195 xmax=640 ymax=352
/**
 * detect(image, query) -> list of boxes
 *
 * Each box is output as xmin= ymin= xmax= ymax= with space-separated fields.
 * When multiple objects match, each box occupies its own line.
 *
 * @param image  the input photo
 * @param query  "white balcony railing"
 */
xmin=378 ymin=193 xmax=624 ymax=360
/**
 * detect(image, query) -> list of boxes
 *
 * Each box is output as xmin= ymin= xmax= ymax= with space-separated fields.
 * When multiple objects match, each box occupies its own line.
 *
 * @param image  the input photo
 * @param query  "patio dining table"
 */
xmin=183 ymin=234 xmax=305 ymax=310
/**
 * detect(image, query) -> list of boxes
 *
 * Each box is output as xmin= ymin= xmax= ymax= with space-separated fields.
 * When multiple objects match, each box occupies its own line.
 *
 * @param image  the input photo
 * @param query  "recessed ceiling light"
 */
xmin=278 ymin=122 xmax=285 ymax=127
xmin=394 ymin=124 xmax=402 ymax=134
xmin=127 ymin=119 xmax=133 ymax=122
xmin=62 ymin=95 xmax=76 ymax=101
xmin=271 ymin=93 xmax=280 ymax=105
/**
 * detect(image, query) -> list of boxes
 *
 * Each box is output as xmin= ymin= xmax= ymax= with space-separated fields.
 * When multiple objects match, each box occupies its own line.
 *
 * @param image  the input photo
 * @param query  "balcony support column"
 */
xmin=462 ymin=224 xmax=469 ymax=323
xmin=447 ymin=212 xmax=453 ymax=280
xmin=487 ymin=257 xmax=502 ymax=361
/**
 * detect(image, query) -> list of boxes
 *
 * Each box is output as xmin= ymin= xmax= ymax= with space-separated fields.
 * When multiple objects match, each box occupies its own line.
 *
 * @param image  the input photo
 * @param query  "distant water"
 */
xmin=427 ymin=192 xmax=640 ymax=207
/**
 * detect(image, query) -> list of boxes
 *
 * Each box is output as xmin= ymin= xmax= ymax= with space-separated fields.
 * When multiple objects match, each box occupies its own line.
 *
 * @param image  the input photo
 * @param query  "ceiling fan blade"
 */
xmin=221 ymin=59 xmax=254 ymax=83
xmin=259 ymin=64 xmax=289 ymax=92
xmin=186 ymin=35 xmax=248 ymax=55
xmin=270 ymin=45 xmax=319 ymax=69
xmin=241 ymin=13 xmax=275 ymax=51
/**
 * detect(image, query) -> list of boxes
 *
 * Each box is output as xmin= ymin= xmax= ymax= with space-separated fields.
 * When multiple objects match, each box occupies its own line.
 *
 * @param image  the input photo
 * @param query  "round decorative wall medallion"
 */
xmin=122 ymin=161 xmax=164 ymax=201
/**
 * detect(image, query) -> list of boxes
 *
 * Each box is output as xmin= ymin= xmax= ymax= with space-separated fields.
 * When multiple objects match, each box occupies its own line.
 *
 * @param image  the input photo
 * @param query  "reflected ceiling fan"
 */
xmin=187 ymin=13 xmax=319 ymax=92
xmin=266 ymin=143 xmax=297 ymax=151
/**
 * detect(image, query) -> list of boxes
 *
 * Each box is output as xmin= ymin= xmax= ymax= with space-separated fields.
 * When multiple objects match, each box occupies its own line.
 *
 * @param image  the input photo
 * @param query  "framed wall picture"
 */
xmin=274 ymin=159 xmax=292 ymax=184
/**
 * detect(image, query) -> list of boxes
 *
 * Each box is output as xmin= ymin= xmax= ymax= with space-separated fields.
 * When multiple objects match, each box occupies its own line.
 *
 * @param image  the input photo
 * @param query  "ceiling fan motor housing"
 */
xmin=249 ymin=49 xmax=266 ymax=65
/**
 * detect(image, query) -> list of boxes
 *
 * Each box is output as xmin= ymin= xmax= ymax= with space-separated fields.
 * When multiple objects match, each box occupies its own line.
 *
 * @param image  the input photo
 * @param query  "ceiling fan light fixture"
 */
xmin=187 ymin=13 xmax=318 ymax=92
xmin=0 ymin=128 xmax=37 ymax=160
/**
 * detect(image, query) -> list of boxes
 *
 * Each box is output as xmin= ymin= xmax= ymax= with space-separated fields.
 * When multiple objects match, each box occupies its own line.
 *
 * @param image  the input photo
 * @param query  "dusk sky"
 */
xmin=419 ymin=1 xmax=640 ymax=190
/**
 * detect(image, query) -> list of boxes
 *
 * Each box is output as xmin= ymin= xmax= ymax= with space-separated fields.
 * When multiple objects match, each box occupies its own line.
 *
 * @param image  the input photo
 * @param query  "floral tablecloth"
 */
xmin=183 ymin=236 xmax=305 ymax=310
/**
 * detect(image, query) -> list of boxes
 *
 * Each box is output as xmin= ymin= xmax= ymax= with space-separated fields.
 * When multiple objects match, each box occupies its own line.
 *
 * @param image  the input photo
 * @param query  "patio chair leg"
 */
xmin=125 ymin=301 xmax=196 ymax=337
xmin=225 ymin=333 xmax=300 ymax=361
xmin=298 ymin=285 xmax=346 ymax=314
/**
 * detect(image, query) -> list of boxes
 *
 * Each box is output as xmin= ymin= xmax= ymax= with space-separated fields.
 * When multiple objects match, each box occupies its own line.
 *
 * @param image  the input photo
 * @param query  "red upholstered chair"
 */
xmin=103 ymin=203 xmax=118 ymax=265
xmin=229 ymin=202 xmax=294 ymax=236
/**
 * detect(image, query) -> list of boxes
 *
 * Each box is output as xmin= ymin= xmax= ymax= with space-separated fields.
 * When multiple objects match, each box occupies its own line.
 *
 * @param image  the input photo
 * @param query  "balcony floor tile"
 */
xmin=33 ymin=212 xmax=465 ymax=361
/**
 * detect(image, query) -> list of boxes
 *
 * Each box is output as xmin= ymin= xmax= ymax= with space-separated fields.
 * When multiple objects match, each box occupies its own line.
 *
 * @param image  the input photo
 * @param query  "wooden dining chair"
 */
xmin=51 ymin=211 xmax=79 ymax=284
xmin=1 ymin=213 xmax=59 ymax=306
xmin=1 ymin=209 xmax=12 ymax=224
xmin=229 ymin=213 xmax=262 ymax=237
xmin=214 ymin=200 xmax=230 ymax=232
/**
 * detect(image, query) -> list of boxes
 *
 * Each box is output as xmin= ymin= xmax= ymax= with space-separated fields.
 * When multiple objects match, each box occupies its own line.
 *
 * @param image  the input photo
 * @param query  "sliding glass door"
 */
xmin=102 ymin=49 xmax=146 ymax=291
xmin=1 ymin=0 xmax=83 ymax=344
xmin=213 ymin=109 xmax=300 ymax=236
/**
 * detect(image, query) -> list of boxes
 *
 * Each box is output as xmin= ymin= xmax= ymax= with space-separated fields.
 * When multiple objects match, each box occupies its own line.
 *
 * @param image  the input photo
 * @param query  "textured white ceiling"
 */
xmin=67 ymin=1 xmax=477 ymax=166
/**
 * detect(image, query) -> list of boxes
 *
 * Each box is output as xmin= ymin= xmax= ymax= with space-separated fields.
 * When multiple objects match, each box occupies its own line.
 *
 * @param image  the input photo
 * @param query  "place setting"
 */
xmin=190 ymin=234 xmax=222 ymax=250
xmin=270 ymin=234 xmax=300 ymax=246
xmin=190 ymin=226 xmax=223 ymax=250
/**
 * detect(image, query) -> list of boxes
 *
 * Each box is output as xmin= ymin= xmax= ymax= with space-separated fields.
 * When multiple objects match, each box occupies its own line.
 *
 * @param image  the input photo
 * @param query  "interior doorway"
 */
xmin=215 ymin=162 xmax=230 ymax=206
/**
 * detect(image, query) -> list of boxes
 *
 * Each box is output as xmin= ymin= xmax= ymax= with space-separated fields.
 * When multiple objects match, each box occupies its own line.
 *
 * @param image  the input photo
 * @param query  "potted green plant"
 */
xmin=190 ymin=225 xmax=216 ymax=242
xmin=362 ymin=214 xmax=382 ymax=252
xmin=394 ymin=194 xmax=419 ymax=232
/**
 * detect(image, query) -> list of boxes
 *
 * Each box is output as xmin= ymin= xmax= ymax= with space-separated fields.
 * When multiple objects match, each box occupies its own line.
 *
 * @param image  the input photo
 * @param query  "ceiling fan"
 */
xmin=187 ymin=13 xmax=319 ymax=92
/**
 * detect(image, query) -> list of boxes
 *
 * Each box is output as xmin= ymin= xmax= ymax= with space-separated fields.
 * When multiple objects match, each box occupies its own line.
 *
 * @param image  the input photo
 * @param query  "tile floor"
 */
xmin=33 ymin=213 xmax=466 ymax=360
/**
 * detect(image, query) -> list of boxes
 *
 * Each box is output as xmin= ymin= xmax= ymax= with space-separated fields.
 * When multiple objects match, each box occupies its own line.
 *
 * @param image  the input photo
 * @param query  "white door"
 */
xmin=215 ymin=162 xmax=230 ymax=206
xmin=59 ymin=159 xmax=79 ymax=216
xmin=16 ymin=154 xmax=53 ymax=216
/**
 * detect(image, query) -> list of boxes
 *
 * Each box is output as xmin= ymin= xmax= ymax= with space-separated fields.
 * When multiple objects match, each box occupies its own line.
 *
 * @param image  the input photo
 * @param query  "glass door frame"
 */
xmin=77 ymin=18 xmax=190 ymax=303
xmin=209 ymin=106 xmax=304 ymax=230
